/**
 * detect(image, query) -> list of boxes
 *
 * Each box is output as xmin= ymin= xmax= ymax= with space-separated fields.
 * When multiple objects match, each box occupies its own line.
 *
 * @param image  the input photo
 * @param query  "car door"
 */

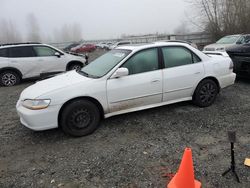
xmin=0 ymin=48 xmax=10 ymax=68
xmin=161 ymin=46 xmax=205 ymax=102
xmin=8 ymin=46 xmax=39 ymax=78
xmin=107 ymin=48 xmax=163 ymax=113
xmin=33 ymin=46 xmax=65 ymax=74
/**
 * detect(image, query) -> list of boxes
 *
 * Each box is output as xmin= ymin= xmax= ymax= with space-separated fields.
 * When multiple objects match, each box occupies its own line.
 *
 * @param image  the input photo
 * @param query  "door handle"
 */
xmin=194 ymin=72 xmax=201 ymax=75
xmin=151 ymin=79 xmax=160 ymax=83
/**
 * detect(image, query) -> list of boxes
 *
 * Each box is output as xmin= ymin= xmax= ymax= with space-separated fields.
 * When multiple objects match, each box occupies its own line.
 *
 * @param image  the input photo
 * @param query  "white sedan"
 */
xmin=16 ymin=42 xmax=236 ymax=136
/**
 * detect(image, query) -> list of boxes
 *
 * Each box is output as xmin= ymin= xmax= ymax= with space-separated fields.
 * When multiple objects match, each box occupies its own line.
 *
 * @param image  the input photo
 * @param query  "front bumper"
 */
xmin=16 ymin=100 xmax=61 ymax=131
xmin=231 ymin=56 xmax=250 ymax=76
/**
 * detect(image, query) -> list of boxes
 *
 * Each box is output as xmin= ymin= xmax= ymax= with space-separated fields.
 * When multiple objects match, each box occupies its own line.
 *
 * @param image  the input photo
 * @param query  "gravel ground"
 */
xmin=0 ymin=49 xmax=250 ymax=188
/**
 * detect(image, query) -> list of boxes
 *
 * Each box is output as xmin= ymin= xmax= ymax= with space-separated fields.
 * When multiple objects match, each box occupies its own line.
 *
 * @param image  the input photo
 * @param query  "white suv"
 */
xmin=0 ymin=43 xmax=87 ymax=86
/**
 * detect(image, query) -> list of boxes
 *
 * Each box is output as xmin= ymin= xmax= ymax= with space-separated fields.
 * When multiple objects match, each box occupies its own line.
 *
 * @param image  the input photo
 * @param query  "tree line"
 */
xmin=0 ymin=13 xmax=83 ymax=44
xmin=191 ymin=0 xmax=250 ymax=41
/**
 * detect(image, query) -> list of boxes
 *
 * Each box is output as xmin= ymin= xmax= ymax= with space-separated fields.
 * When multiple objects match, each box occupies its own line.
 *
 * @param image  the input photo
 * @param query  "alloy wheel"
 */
xmin=199 ymin=82 xmax=217 ymax=104
xmin=71 ymin=65 xmax=82 ymax=71
xmin=2 ymin=73 xmax=17 ymax=86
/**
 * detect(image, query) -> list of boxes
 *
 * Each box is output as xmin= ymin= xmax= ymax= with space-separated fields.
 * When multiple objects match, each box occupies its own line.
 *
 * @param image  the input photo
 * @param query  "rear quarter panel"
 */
xmin=0 ymin=57 xmax=9 ymax=69
xmin=203 ymin=56 xmax=235 ymax=88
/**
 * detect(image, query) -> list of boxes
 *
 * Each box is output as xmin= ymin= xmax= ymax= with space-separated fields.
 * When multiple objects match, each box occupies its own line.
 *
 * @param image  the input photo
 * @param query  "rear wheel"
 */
xmin=60 ymin=100 xmax=100 ymax=137
xmin=193 ymin=79 xmax=219 ymax=107
xmin=0 ymin=71 xmax=21 ymax=87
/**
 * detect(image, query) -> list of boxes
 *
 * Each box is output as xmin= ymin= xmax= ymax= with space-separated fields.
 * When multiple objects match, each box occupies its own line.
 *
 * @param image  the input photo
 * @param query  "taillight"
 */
xmin=229 ymin=61 xmax=234 ymax=70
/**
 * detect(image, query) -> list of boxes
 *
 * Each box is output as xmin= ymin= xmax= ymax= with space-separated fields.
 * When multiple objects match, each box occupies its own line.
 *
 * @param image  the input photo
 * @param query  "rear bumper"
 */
xmin=218 ymin=73 xmax=236 ymax=89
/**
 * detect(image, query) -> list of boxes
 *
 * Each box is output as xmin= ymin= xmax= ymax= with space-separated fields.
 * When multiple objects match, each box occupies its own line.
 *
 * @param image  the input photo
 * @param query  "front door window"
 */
xmin=122 ymin=48 xmax=159 ymax=75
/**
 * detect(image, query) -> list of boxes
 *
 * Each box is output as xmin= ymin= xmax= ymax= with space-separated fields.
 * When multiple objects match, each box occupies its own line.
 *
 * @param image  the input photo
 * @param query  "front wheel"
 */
xmin=193 ymin=79 xmax=219 ymax=107
xmin=60 ymin=100 xmax=100 ymax=137
xmin=0 ymin=71 xmax=21 ymax=87
xmin=68 ymin=63 xmax=83 ymax=71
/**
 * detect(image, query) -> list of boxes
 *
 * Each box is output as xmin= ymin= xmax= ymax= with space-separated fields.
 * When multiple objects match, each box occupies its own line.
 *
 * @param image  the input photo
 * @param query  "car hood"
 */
xmin=204 ymin=43 xmax=234 ymax=51
xmin=20 ymin=71 xmax=91 ymax=100
xmin=227 ymin=44 xmax=250 ymax=54
xmin=65 ymin=52 xmax=86 ymax=60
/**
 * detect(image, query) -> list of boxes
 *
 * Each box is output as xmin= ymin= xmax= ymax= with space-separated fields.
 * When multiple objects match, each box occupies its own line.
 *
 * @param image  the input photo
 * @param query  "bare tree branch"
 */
xmin=188 ymin=0 xmax=250 ymax=40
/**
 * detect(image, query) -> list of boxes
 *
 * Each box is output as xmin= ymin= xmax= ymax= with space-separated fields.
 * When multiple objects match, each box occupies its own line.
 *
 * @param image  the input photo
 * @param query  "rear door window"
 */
xmin=0 ymin=48 xmax=8 ymax=57
xmin=9 ymin=46 xmax=35 ymax=58
xmin=162 ymin=46 xmax=201 ymax=68
xmin=33 ymin=46 xmax=57 ymax=57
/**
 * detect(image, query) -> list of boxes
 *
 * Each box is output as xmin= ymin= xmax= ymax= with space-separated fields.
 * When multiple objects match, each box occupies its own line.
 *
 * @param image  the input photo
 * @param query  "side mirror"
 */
xmin=55 ymin=52 xmax=61 ymax=58
xmin=111 ymin=68 xmax=129 ymax=78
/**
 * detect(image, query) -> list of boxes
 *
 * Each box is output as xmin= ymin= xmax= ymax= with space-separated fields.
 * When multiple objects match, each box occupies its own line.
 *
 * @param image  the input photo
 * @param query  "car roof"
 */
xmin=0 ymin=42 xmax=41 ymax=48
xmin=116 ymin=41 xmax=192 ymax=51
xmin=223 ymin=34 xmax=250 ymax=38
xmin=225 ymin=34 xmax=241 ymax=37
xmin=0 ymin=43 xmax=47 ymax=49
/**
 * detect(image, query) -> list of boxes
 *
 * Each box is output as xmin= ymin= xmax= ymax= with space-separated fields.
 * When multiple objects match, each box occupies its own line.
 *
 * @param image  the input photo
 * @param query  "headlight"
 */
xmin=22 ymin=99 xmax=51 ymax=110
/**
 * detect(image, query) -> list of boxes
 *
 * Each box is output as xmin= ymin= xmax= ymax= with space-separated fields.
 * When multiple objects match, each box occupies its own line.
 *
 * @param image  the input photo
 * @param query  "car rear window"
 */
xmin=0 ymin=48 xmax=8 ymax=57
xmin=9 ymin=46 xmax=35 ymax=58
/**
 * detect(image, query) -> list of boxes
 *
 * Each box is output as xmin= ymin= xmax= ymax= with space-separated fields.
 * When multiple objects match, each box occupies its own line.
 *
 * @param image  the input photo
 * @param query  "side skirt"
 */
xmin=104 ymin=97 xmax=192 ymax=118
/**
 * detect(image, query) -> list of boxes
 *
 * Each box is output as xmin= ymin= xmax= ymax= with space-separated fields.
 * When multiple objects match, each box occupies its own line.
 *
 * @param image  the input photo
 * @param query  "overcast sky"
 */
xmin=0 ymin=0 xmax=189 ymax=40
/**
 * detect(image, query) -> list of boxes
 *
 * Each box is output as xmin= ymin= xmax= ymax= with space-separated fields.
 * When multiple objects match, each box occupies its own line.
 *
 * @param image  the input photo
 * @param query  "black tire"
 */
xmin=60 ymin=100 xmax=100 ymax=137
xmin=193 ymin=79 xmax=219 ymax=107
xmin=0 ymin=70 xmax=21 ymax=87
xmin=68 ymin=63 xmax=83 ymax=71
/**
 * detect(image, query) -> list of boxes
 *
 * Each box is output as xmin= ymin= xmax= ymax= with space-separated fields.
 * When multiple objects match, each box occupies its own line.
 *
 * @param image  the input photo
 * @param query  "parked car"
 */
xmin=203 ymin=34 xmax=250 ymax=53
xmin=0 ymin=43 xmax=87 ymax=86
xmin=104 ymin=42 xmax=114 ymax=50
xmin=109 ymin=41 xmax=131 ymax=50
xmin=63 ymin=42 xmax=81 ymax=52
xmin=98 ymin=42 xmax=116 ymax=50
xmin=71 ymin=44 xmax=96 ymax=53
xmin=16 ymin=42 xmax=236 ymax=136
xmin=226 ymin=42 xmax=250 ymax=77
xmin=95 ymin=42 xmax=107 ymax=49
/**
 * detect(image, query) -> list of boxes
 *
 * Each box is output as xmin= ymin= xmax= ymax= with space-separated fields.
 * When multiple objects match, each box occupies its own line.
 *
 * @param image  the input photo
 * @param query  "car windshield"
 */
xmin=216 ymin=35 xmax=240 ymax=44
xmin=80 ymin=49 xmax=131 ymax=78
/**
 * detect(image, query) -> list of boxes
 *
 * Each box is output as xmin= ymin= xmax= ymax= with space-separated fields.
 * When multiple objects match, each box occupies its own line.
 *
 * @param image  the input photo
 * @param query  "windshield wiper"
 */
xmin=78 ymin=71 xmax=100 ymax=78
xmin=79 ymin=71 xmax=90 ymax=77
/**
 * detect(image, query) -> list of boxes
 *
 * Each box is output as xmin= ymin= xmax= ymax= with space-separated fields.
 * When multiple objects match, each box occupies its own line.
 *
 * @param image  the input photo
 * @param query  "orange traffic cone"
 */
xmin=167 ymin=148 xmax=201 ymax=188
